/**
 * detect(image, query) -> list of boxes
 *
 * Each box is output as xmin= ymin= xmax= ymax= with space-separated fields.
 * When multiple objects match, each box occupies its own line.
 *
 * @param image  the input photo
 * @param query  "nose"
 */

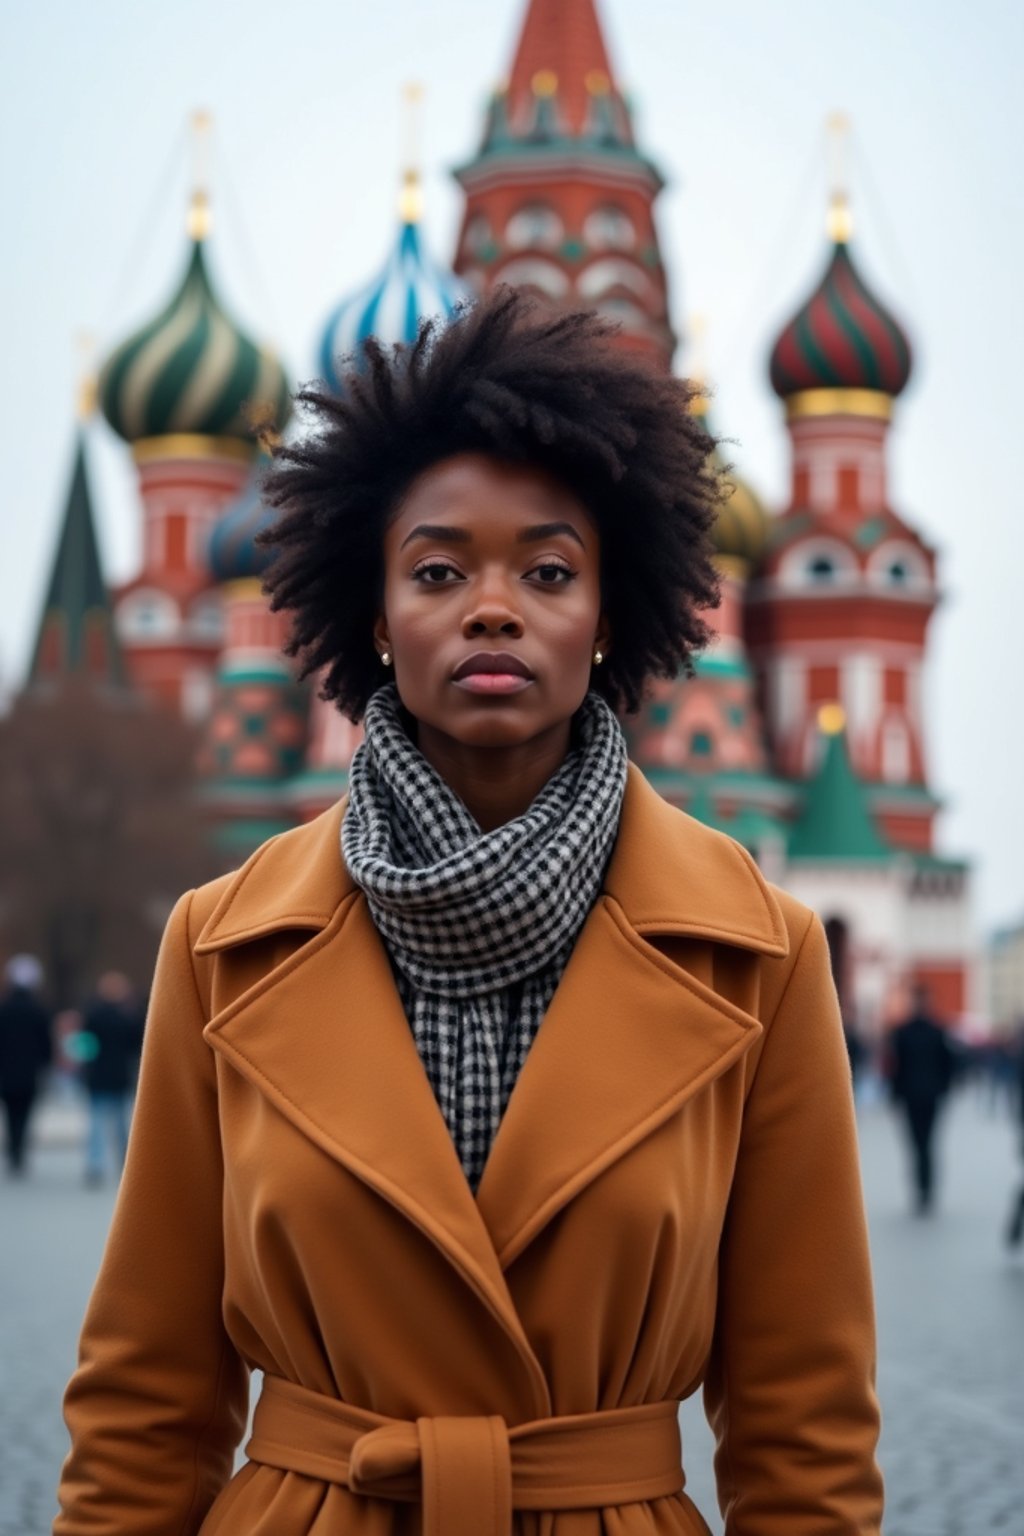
xmin=460 ymin=570 xmax=524 ymax=640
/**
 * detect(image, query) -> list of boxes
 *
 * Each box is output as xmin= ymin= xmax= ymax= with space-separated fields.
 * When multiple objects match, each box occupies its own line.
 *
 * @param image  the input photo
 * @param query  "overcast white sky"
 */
xmin=2 ymin=0 xmax=1020 ymax=935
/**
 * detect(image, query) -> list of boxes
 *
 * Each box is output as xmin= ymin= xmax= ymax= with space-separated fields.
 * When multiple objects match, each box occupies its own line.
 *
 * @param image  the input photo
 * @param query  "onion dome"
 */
xmin=769 ymin=196 xmax=912 ymax=414
xmin=99 ymin=233 xmax=291 ymax=448
xmin=207 ymin=456 xmax=278 ymax=582
xmin=319 ymin=169 xmax=469 ymax=392
xmin=691 ymin=393 xmax=769 ymax=570
xmin=712 ymin=464 xmax=769 ymax=568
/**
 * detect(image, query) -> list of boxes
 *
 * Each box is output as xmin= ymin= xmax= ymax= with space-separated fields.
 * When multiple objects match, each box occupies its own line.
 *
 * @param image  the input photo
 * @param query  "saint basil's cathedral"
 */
xmin=26 ymin=0 xmax=977 ymax=1035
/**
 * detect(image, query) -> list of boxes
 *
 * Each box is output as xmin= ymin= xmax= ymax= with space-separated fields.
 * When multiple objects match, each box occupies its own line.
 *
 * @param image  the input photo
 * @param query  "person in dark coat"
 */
xmin=888 ymin=981 xmax=956 ymax=1213
xmin=79 ymin=971 xmax=144 ymax=1186
xmin=1006 ymin=1026 xmax=1024 ymax=1249
xmin=0 ymin=954 xmax=53 ymax=1175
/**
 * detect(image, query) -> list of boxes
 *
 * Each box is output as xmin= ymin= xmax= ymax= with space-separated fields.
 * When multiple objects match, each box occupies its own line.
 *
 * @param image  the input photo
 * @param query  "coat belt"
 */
xmin=247 ymin=1374 xmax=686 ymax=1536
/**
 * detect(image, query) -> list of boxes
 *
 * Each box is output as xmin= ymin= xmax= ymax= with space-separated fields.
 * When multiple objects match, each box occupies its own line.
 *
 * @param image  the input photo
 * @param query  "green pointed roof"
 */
xmin=28 ymin=431 xmax=125 ymax=689
xmin=788 ymin=711 xmax=891 ymax=861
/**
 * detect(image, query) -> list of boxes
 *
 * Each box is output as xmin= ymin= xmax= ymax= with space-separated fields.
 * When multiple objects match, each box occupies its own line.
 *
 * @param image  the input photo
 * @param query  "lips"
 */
xmin=451 ymin=651 xmax=534 ymax=681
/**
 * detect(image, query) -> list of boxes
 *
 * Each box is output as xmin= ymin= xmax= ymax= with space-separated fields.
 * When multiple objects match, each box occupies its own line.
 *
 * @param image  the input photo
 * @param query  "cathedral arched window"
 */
xmin=583 ymin=205 xmax=636 ymax=251
xmin=577 ymin=258 xmax=650 ymax=301
xmin=866 ymin=540 xmax=929 ymax=593
xmin=117 ymin=589 xmax=178 ymax=641
xmin=506 ymin=204 xmax=563 ymax=251
xmin=492 ymin=258 xmax=569 ymax=299
xmin=594 ymin=297 xmax=647 ymax=331
xmin=779 ymin=537 xmax=856 ymax=590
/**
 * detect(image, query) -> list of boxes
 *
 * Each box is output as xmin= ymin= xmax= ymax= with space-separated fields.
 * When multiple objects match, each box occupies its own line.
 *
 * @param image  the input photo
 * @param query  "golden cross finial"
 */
xmin=826 ymin=112 xmax=853 ymax=243
xmin=187 ymin=108 xmax=212 ymax=241
xmin=399 ymin=82 xmax=424 ymax=223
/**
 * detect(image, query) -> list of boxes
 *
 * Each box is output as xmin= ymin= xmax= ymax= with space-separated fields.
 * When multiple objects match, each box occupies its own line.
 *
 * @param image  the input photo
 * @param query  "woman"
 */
xmin=55 ymin=287 xmax=884 ymax=1535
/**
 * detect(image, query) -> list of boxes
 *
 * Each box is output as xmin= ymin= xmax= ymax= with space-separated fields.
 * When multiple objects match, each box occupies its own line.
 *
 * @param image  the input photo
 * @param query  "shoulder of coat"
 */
xmin=189 ymin=797 xmax=352 ymax=954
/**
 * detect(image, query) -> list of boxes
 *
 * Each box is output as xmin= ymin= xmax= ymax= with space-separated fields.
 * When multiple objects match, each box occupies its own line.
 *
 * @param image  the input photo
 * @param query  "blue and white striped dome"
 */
xmin=207 ymin=456 xmax=277 ymax=582
xmin=318 ymin=177 xmax=469 ymax=392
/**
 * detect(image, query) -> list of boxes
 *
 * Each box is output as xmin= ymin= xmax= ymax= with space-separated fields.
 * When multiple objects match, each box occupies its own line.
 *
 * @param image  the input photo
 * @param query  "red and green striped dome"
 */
xmin=99 ymin=240 xmax=291 ymax=447
xmin=769 ymin=239 xmax=912 ymax=401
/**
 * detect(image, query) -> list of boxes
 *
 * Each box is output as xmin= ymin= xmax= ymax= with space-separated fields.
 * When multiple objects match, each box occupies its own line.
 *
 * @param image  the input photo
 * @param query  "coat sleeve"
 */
xmin=702 ymin=907 xmax=885 ymax=1535
xmin=54 ymin=890 xmax=249 ymax=1536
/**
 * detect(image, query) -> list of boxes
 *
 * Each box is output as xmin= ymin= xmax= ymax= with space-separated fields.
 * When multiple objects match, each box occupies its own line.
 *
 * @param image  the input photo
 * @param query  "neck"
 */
xmin=414 ymin=719 xmax=574 ymax=832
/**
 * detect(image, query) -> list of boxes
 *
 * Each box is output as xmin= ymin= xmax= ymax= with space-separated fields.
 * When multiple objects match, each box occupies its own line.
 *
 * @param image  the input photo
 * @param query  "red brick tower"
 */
xmin=452 ymin=0 xmax=676 ymax=370
xmin=745 ymin=157 xmax=942 ymax=855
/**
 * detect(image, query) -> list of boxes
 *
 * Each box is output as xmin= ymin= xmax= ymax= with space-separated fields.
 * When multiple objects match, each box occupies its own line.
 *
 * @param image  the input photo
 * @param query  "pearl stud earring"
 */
xmin=592 ymin=648 xmax=604 ymax=666
xmin=380 ymin=650 xmax=392 ymax=667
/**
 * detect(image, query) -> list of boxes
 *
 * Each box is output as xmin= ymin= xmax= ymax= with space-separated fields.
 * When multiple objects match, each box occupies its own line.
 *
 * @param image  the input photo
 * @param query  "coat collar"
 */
xmin=196 ymin=761 xmax=786 ymax=1420
xmin=194 ymin=762 xmax=789 ymax=960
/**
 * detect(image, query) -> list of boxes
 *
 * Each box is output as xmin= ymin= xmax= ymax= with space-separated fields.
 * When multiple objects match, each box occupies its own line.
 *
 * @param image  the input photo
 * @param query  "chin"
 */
xmin=449 ymin=713 xmax=545 ymax=748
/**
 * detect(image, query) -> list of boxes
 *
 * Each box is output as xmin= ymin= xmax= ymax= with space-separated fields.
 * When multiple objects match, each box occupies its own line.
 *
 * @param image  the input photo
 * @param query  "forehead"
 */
xmin=391 ymin=451 xmax=592 ymax=530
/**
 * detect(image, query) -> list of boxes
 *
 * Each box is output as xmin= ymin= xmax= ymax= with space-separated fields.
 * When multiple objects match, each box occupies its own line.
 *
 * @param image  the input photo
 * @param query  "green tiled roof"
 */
xmin=788 ymin=728 xmax=893 ymax=861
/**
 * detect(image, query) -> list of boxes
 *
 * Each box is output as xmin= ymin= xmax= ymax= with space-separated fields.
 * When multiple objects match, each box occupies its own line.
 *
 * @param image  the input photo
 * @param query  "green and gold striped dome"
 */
xmin=98 ymin=238 xmax=291 ymax=448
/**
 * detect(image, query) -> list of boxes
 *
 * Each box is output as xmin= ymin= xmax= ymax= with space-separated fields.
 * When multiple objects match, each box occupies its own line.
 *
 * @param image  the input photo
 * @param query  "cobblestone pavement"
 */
xmin=2 ymin=1084 xmax=1022 ymax=1535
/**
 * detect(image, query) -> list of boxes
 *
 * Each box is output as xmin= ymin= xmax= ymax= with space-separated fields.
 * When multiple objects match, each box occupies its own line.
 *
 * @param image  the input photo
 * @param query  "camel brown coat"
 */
xmin=55 ymin=764 xmax=884 ymax=1536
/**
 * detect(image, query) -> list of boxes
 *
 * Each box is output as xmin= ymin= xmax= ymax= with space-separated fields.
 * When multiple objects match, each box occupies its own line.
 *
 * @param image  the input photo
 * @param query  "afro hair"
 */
xmin=256 ymin=284 xmax=728 ymax=720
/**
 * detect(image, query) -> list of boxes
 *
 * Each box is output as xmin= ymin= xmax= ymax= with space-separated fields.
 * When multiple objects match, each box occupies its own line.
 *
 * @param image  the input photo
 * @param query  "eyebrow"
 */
xmin=517 ymin=521 xmax=585 ymax=549
xmin=399 ymin=524 xmax=471 ymax=550
xmin=399 ymin=520 xmax=585 ymax=551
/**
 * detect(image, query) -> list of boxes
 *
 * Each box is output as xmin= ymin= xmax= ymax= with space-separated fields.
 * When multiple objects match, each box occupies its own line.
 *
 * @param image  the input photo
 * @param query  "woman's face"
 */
xmin=375 ymin=451 xmax=609 ymax=751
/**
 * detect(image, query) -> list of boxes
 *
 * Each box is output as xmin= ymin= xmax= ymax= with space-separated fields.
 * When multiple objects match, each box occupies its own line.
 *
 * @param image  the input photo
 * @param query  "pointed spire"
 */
xmin=28 ymin=422 xmax=124 ymax=692
xmin=788 ymin=705 xmax=890 ymax=860
xmin=506 ymin=0 xmax=624 ymax=137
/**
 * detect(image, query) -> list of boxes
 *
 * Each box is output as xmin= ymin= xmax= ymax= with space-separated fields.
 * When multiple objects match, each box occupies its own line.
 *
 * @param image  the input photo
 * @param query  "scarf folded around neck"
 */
xmin=341 ymin=681 xmax=628 ymax=1193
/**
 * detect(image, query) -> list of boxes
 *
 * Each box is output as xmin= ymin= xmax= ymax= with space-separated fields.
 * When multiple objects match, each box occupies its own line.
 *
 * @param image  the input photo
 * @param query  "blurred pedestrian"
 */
xmin=0 ymin=954 xmax=53 ymax=1176
xmin=1005 ymin=1027 xmax=1024 ymax=1250
xmin=887 ymin=981 xmax=956 ymax=1214
xmin=79 ymin=971 xmax=144 ymax=1187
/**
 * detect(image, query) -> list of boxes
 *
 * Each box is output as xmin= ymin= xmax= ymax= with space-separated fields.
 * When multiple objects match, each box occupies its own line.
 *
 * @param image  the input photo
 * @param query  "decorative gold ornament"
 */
xmin=785 ymin=388 xmax=892 ymax=423
xmin=817 ymin=702 xmax=846 ymax=735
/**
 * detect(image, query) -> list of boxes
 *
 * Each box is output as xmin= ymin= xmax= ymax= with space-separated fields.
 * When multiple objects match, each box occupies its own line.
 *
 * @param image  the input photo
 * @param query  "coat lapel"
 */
xmin=196 ymin=818 xmax=552 ymax=1412
xmin=194 ymin=765 xmax=789 ymax=1394
xmin=474 ymin=767 xmax=788 ymax=1266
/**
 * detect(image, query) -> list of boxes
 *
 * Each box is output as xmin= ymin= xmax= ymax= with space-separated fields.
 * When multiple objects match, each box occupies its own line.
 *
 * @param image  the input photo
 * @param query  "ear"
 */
xmin=595 ymin=614 xmax=612 ymax=657
xmin=372 ymin=614 xmax=391 ymax=657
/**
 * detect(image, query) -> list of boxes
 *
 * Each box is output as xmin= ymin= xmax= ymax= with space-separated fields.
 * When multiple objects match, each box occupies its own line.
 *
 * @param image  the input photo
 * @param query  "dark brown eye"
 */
xmin=412 ymin=561 xmax=461 ymax=584
xmin=529 ymin=562 xmax=575 ymax=585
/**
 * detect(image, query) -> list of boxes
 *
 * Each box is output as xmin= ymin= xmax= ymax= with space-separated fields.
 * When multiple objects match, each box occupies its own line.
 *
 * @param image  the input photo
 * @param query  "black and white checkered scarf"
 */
xmin=341 ymin=682 xmax=628 ymax=1194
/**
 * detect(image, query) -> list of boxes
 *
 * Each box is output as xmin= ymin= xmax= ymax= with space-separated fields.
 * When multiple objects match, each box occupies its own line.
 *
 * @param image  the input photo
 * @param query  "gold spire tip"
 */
xmin=825 ymin=111 xmax=853 ymax=243
xmin=398 ymin=166 xmax=424 ymax=224
xmin=187 ymin=108 xmax=213 ymax=241
xmin=818 ymin=702 xmax=846 ymax=735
